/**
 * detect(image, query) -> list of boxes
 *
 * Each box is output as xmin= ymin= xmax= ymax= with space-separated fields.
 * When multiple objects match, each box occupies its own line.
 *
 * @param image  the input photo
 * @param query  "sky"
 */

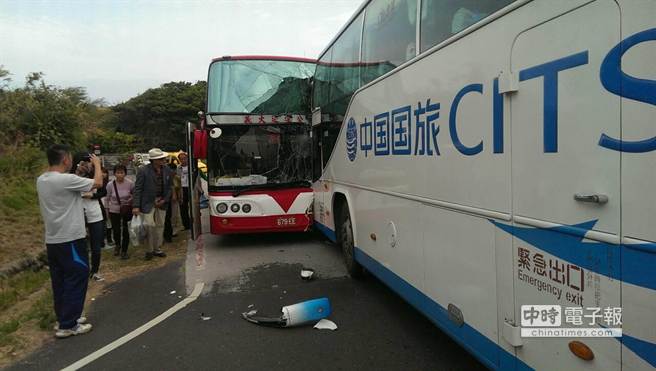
xmin=0 ymin=0 xmax=362 ymax=104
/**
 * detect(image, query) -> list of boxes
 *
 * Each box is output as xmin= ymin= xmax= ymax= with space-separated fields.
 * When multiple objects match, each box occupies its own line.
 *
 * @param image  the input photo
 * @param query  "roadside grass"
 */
xmin=0 ymin=232 xmax=188 ymax=367
xmin=0 ymin=269 xmax=50 ymax=312
xmin=0 ymin=147 xmax=47 ymax=268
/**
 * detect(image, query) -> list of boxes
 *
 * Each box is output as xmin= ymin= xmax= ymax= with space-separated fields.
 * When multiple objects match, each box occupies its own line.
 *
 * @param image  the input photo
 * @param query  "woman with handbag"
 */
xmin=107 ymin=164 xmax=134 ymax=259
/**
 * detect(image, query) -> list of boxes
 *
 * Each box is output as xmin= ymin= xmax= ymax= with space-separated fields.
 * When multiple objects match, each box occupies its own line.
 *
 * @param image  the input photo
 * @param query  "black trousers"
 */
xmin=110 ymin=212 xmax=132 ymax=253
xmin=180 ymin=188 xmax=190 ymax=229
xmin=87 ymin=221 xmax=104 ymax=275
xmin=46 ymin=239 xmax=89 ymax=329
xmin=164 ymin=202 xmax=173 ymax=241
xmin=100 ymin=202 xmax=113 ymax=244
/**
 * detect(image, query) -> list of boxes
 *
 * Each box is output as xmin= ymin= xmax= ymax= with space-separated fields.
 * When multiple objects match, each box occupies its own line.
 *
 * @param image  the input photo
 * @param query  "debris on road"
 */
xmin=170 ymin=290 xmax=177 ymax=295
xmin=314 ymin=319 xmax=337 ymax=331
xmin=248 ymin=304 xmax=254 ymax=309
xmin=241 ymin=297 xmax=331 ymax=328
xmin=200 ymin=312 xmax=212 ymax=321
xmin=300 ymin=268 xmax=315 ymax=281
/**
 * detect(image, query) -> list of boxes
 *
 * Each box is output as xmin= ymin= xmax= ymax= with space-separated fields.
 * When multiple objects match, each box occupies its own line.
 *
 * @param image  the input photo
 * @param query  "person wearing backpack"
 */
xmin=106 ymin=164 xmax=134 ymax=260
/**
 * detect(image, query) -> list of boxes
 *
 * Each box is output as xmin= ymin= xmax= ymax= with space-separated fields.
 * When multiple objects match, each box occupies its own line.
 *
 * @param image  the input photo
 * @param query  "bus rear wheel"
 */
xmin=338 ymin=205 xmax=364 ymax=278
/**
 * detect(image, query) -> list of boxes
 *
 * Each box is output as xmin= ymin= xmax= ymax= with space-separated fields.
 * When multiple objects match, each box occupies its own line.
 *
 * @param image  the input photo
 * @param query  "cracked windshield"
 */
xmin=207 ymin=60 xmax=315 ymax=189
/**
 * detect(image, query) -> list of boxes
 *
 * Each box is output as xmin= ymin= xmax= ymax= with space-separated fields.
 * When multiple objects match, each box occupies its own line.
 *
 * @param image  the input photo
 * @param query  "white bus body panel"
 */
xmin=315 ymin=0 xmax=656 ymax=370
xmin=510 ymin=1 xmax=622 ymax=368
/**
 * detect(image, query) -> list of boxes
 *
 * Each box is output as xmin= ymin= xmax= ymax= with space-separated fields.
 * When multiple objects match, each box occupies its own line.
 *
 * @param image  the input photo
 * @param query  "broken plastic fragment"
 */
xmin=170 ymin=290 xmax=176 ymax=295
xmin=300 ymin=268 xmax=315 ymax=281
xmin=241 ymin=298 xmax=331 ymax=328
xmin=313 ymin=319 xmax=337 ymax=331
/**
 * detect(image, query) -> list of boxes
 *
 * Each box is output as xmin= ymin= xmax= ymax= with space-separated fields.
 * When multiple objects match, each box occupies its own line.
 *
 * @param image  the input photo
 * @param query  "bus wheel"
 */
xmin=338 ymin=205 xmax=364 ymax=278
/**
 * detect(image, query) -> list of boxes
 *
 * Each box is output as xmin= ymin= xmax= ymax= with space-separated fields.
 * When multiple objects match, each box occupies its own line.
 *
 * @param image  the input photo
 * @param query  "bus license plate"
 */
xmin=276 ymin=217 xmax=296 ymax=226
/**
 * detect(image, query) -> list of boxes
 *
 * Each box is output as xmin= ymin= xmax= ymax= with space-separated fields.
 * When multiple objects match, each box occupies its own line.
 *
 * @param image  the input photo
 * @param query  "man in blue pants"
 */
xmin=37 ymin=145 xmax=103 ymax=338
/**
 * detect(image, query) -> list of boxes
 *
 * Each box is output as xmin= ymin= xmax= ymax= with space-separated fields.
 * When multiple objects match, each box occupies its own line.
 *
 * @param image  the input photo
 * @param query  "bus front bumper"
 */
xmin=210 ymin=214 xmax=313 ymax=234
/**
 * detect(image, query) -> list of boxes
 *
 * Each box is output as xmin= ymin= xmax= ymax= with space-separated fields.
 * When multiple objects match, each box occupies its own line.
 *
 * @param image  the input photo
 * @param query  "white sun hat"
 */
xmin=148 ymin=148 xmax=167 ymax=160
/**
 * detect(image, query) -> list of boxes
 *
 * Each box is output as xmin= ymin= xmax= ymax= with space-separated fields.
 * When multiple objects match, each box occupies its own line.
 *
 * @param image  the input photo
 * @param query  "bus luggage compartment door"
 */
xmin=509 ymin=1 xmax=621 ymax=369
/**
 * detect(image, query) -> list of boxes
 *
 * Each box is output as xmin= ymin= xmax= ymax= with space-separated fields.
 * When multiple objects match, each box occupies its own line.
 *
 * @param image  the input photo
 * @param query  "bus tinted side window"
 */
xmin=313 ymin=49 xmax=332 ymax=112
xmin=328 ymin=12 xmax=363 ymax=118
xmin=420 ymin=0 xmax=514 ymax=52
xmin=361 ymin=0 xmax=418 ymax=85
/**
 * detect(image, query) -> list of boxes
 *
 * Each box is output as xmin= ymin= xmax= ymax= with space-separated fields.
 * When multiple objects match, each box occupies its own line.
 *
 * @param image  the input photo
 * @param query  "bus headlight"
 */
xmin=217 ymin=203 xmax=228 ymax=214
xmin=231 ymin=203 xmax=240 ymax=213
xmin=242 ymin=204 xmax=251 ymax=213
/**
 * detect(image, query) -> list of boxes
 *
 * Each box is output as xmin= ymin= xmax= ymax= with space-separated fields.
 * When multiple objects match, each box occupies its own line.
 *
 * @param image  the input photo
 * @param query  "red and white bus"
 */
xmin=198 ymin=56 xmax=316 ymax=234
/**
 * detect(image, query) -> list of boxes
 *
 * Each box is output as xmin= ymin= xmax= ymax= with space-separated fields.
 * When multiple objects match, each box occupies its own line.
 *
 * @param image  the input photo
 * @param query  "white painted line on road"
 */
xmin=61 ymin=281 xmax=205 ymax=371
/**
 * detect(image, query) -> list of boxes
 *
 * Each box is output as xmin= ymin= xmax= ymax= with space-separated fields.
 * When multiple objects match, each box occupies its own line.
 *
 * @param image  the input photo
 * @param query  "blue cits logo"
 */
xmin=346 ymin=117 xmax=357 ymax=162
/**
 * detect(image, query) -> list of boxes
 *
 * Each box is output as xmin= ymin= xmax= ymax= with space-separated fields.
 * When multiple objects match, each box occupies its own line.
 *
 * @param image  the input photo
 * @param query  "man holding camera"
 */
xmin=37 ymin=145 xmax=103 ymax=338
xmin=132 ymin=148 xmax=172 ymax=260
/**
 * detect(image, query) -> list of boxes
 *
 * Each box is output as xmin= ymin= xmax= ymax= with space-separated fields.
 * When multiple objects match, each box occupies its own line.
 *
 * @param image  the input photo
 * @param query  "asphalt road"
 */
xmin=11 ymin=230 xmax=486 ymax=371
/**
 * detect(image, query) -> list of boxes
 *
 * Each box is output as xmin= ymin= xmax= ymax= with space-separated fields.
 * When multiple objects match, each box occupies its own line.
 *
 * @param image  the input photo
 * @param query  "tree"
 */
xmin=112 ymin=81 xmax=206 ymax=151
xmin=0 ymin=69 xmax=136 ymax=153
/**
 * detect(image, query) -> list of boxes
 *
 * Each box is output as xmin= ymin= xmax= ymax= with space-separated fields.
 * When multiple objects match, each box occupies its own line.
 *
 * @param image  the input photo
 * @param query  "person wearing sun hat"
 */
xmin=132 ymin=148 xmax=173 ymax=260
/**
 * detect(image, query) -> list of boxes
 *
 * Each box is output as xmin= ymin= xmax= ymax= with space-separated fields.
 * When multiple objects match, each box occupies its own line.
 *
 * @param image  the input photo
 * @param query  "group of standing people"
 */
xmin=36 ymin=145 xmax=191 ymax=338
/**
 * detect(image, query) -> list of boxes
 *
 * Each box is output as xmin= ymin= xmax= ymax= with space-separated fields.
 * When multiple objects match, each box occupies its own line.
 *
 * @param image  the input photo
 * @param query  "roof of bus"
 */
xmin=211 ymin=55 xmax=316 ymax=63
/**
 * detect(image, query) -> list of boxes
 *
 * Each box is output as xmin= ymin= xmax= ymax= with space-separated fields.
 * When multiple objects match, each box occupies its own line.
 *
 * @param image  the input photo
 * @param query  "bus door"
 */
xmin=311 ymin=109 xmax=327 ymax=228
xmin=187 ymin=121 xmax=202 ymax=239
xmin=311 ymin=109 xmax=341 ymax=233
xmin=509 ymin=1 xmax=621 ymax=369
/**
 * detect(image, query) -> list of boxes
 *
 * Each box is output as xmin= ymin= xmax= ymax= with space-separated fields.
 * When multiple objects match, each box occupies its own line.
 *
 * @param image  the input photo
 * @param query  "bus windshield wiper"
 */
xmin=231 ymin=180 xmax=311 ymax=197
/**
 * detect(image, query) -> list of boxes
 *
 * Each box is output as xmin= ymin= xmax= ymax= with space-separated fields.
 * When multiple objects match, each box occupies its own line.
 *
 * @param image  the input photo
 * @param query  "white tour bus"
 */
xmin=310 ymin=0 xmax=655 ymax=370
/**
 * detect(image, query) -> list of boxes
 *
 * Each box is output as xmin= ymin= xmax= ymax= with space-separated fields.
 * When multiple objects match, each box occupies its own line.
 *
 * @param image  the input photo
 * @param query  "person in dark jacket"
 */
xmin=132 ymin=148 xmax=172 ymax=260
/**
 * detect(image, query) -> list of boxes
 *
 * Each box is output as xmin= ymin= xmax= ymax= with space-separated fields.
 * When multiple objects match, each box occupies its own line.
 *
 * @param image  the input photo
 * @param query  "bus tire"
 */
xmin=338 ymin=205 xmax=364 ymax=278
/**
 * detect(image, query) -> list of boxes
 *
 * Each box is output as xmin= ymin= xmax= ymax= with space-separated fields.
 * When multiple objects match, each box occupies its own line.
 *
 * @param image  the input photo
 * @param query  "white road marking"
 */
xmin=61 ymin=281 xmax=205 ymax=371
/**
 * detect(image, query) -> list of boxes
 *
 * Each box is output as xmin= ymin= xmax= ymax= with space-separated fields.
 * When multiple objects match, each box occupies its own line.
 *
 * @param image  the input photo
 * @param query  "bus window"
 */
xmin=313 ymin=49 xmax=332 ymax=112
xmin=361 ymin=0 xmax=418 ymax=86
xmin=327 ymin=12 xmax=363 ymax=117
xmin=420 ymin=0 xmax=514 ymax=53
xmin=321 ymin=124 xmax=341 ymax=168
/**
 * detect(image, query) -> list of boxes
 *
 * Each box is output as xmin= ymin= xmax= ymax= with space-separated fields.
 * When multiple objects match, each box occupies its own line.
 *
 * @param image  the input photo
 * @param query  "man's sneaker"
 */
xmin=144 ymin=252 xmax=154 ymax=261
xmin=91 ymin=273 xmax=105 ymax=282
xmin=121 ymin=252 xmax=129 ymax=260
xmin=53 ymin=317 xmax=88 ymax=331
xmin=153 ymin=250 xmax=167 ymax=258
xmin=55 ymin=323 xmax=92 ymax=338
